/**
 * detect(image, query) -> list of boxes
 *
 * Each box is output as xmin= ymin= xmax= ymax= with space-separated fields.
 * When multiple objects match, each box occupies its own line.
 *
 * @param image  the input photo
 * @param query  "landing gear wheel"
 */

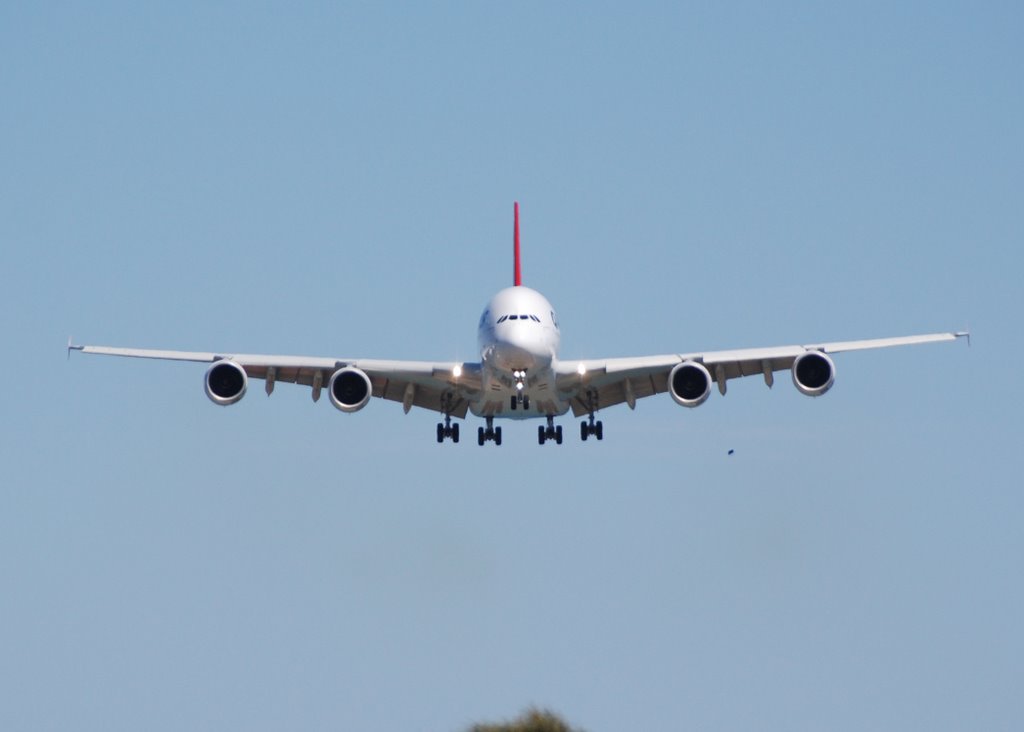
xmin=523 ymin=396 xmax=529 ymax=410
xmin=477 ymin=418 xmax=501 ymax=446
xmin=452 ymin=423 xmax=460 ymax=443
xmin=437 ymin=424 xmax=444 ymax=443
xmin=510 ymin=395 xmax=517 ymax=410
xmin=539 ymin=417 xmax=563 ymax=445
xmin=580 ymin=388 xmax=603 ymax=444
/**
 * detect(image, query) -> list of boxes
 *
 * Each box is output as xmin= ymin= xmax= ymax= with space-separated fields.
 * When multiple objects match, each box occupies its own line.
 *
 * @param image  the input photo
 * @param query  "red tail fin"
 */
xmin=513 ymin=201 xmax=522 ymax=286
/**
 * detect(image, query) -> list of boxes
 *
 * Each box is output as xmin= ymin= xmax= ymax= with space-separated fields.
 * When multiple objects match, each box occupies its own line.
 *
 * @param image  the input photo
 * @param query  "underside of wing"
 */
xmin=554 ymin=356 xmax=678 ymax=417
xmin=245 ymin=358 xmax=481 ymax=418
xmin=555 ymin=331 xmax=967 ymax=416
xmin=71 ymin=344 xmax=482 ymax=418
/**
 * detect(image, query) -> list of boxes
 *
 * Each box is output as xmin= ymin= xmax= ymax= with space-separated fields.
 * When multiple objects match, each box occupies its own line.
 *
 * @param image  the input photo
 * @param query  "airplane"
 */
xmin=69 ymin=203 xmax=968 ymax=446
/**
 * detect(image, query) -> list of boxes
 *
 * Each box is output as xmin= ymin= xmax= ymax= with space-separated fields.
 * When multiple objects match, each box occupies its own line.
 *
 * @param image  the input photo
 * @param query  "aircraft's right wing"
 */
xmin=69 ymin=344 xmax=483 ymax=417
xmin=553 ymin=331 xmax=968 ymax=416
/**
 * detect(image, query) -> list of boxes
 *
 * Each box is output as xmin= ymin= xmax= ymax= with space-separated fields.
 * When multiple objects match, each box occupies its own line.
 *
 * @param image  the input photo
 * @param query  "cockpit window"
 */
xmin=498 ymin=314 xmax=543 ymax=323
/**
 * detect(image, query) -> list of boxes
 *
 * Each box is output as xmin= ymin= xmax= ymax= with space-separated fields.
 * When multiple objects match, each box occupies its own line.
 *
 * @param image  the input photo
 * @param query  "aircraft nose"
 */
xmin=493 ymin=340 xmax=537 ymax=370
xmin=503 ymin=326 xmax=535 ymax=351
xmin=491 ymin=321 xmax=555 ymax=372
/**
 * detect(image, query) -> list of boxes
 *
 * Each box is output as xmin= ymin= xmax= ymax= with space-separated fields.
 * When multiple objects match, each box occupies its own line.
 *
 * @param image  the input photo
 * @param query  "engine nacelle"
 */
xmin=329 ymin=367 xmax=372 ymax=413
xmin=668 ymin=360 xmax=712 ymax=408
xmin=792 ymin=350 xmax=835 ymax=397
xmin=205 ymin=360 xmax=247 ymax=406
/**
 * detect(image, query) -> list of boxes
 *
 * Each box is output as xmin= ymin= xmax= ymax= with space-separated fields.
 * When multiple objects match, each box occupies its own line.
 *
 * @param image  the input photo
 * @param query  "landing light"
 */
xmin=577 ymin=363 xmax=587 ymax=376
xmin=452 ymin=364 xmax=463 ymax=378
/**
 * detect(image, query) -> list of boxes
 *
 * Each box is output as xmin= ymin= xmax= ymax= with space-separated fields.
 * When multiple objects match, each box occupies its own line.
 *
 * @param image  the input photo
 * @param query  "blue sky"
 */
xmin=1 ymin=2 xmax=1021 ymax=730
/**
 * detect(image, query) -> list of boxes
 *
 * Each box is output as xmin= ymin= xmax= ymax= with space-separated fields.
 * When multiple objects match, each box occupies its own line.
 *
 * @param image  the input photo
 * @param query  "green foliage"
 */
xmin=468 ymin=708 xmax=583 ymax=732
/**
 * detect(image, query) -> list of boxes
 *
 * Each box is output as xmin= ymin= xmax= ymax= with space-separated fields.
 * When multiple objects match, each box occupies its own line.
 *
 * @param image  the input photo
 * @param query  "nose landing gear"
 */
xmin=509 ymin=371 xmax=529 ymax=411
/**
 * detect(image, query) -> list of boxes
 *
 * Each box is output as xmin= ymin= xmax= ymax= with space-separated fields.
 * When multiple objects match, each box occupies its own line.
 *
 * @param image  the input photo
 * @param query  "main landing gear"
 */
xmin=538 ymin=415 xmax=563 ymax=445
xmin=478 ymin=416 xmax=502 ymax=446
xmin=580 ymin=388 xmax=603 ymax=441
xmin=580 ymin=418 xmax=603 ymax=441
xmin=437 ymin=394 xmax=459 ymax=443
xmin=436 ymin=416 xmax=459 ymax=443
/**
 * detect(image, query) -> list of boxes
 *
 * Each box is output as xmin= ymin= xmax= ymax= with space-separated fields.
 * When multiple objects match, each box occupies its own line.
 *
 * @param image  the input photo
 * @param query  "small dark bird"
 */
xmin=728 ymin=449 xmax=735 ymax=455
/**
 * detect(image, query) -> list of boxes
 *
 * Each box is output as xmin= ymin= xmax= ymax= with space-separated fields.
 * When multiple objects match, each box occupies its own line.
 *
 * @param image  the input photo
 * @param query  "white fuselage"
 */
xmin=473 ymin=286 xmax=567 ymax=419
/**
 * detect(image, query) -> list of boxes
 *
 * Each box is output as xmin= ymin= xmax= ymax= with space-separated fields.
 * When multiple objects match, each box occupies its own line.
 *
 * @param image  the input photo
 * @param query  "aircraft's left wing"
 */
xmin=69 ymin=344 xmax=482 ymax=417
xmin=554 ymin=331 xmax=968 ymax=416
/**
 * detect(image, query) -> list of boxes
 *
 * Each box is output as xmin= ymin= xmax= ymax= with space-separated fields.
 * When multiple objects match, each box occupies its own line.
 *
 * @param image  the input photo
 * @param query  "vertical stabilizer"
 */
xmin=514 ymin=201 xmax=522 ymax=286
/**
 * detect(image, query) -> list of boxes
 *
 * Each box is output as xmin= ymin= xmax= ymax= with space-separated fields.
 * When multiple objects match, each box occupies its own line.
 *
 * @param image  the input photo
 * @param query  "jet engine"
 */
xmin=791 ymin=351 xmax=835 ymax=397
xmin=668 ymin=361 xmax=712 ymax=408
xmin=329 ymin=367 xmax=373 ymax=412
xmin=205 ymin=360 xmax=248 ymax=406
